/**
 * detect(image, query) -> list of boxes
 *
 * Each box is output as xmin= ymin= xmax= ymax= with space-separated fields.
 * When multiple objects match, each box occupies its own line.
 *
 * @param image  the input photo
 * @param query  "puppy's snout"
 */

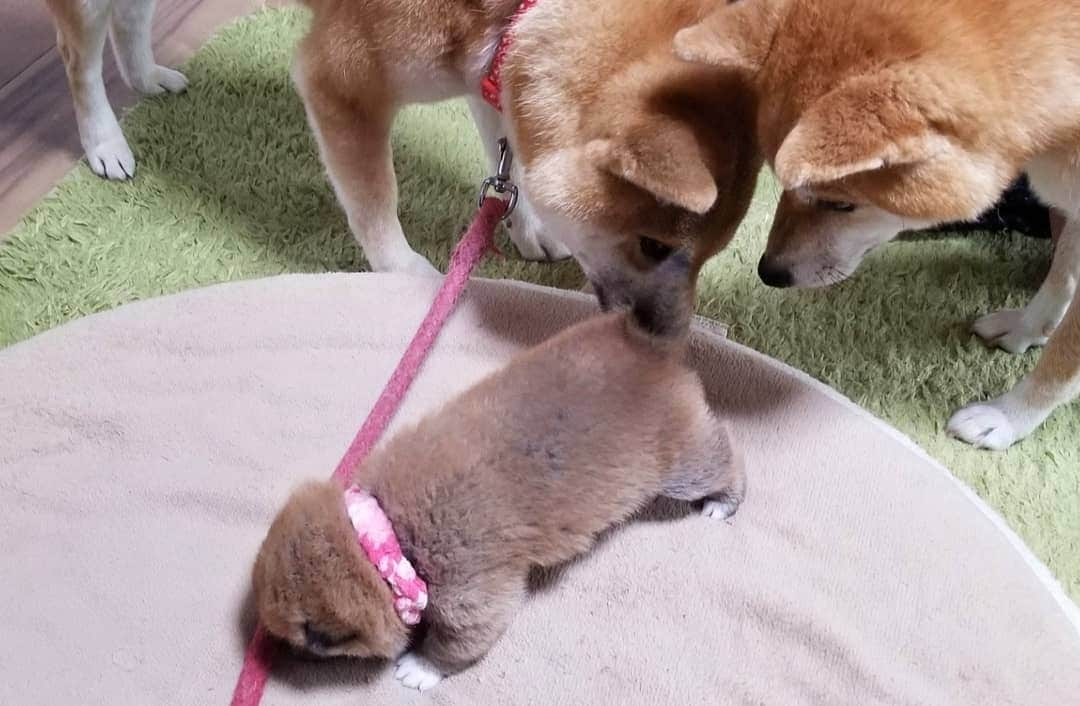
xmin=757 ymin=256 xmax=793 ymax=288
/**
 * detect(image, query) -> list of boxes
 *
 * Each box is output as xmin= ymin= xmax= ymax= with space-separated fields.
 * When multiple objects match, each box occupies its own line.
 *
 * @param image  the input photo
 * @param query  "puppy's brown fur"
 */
xmin=293 ymin=0 xmax=759 ymax=296
xmin=252 ymin=252 xmax=744 ymax=688
xmin=676 ymin=0 xmax=1080 ymax=449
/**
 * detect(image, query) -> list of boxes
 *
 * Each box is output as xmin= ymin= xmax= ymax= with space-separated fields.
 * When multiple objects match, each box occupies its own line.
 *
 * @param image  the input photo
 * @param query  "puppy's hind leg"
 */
xmin=661 ymin=417 xmax=745 ymax=521
xmin=109 ymin=0 xmax=188 ymax=95
xmin=47 ymin=0 xmax=134 ymax=180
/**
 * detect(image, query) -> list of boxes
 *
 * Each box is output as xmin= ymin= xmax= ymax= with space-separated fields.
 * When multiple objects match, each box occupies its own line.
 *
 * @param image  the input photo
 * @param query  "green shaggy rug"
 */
xmin=1 ymin=8 xmax=1076 ymax=601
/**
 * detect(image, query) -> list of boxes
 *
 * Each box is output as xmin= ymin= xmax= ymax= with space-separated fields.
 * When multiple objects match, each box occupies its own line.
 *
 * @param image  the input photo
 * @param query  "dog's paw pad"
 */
xmin=702 ymin=499 xmax=739 ymax=520
xmin=86 ymin=136 xmax=135 ymax=181
xmin=947 ymin=403 xmax=1019 ymax=450
xmin=972 ymin=309 xmax=1048 ymax=354
xmin=394 ymin=652 xmax=443 ymax=691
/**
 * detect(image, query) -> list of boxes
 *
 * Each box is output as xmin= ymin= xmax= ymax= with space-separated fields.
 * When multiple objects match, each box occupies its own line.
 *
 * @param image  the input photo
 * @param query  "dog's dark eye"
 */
xmin=817 ymin=200 xmax=857 ymax=213
xmin=639 ymin=236 xmax=675 ymax=262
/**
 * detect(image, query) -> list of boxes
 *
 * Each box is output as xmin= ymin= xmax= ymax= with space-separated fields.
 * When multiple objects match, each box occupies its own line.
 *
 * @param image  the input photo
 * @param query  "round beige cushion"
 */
xmin=1 ymin=273 xmax=1077 ymax=706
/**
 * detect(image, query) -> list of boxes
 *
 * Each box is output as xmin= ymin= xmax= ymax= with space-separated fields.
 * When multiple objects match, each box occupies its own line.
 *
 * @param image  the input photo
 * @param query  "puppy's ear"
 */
xmin=587 ymin=122 xmax=717 ymax=215
xmin=674 ymin=0 xmax=786 ymax=72
xmin=774 ymin=72 xmax=950 ymax=189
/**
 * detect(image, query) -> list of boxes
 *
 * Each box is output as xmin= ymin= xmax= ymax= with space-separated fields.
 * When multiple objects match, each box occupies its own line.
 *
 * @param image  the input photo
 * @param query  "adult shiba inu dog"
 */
xmin=45 ymin=0 xmax=188 ymax=179
xmin=676 ymin=0 xmax=1080 ymax=450
xmin=291 ymin=0 xmax=760 ymax=287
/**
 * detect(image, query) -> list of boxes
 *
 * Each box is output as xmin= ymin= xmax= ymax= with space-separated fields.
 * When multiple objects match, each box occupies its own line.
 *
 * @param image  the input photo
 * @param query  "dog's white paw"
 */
xmin=947 ymin=404 xmax=1017 ymax=450
xmin=134 ymin=66 xmax=189 ymax=95
xmin=394 ymin=652 xmax=443 ymax=691
xmin=702 ymin=498 xmax=739 ymax=520
xmin=972 ymin=308 xmax=1050 ymax=354
xmin=85 ymin=134 xmax=135 ymax=181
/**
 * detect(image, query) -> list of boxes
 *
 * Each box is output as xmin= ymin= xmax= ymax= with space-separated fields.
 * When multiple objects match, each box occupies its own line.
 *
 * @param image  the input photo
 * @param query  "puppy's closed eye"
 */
xmin=303 ymin=622 xmax=358 ymax=652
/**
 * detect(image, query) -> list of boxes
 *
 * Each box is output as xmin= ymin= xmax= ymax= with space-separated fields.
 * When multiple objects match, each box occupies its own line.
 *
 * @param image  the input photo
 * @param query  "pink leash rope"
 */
xmin=228 ymin=195 xmax=507 ymax=706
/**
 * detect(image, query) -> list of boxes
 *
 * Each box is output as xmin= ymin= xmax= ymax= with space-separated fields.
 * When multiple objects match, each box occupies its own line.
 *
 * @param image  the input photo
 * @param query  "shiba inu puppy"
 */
xmin=675 ymin=0 xmax=1080 ymax=449
xmin=251 ymin=252 xmax=744 ymax=691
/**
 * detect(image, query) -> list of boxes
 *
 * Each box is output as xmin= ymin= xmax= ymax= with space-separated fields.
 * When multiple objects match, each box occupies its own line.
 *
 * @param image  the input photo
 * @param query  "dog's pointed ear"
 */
xmin=587 ymin=124 xmax=717 ymax=215
xmin=674 ymin=0 xmax=786 ymax=72
xmin=773 ymin=73 xmax=950 ymax=189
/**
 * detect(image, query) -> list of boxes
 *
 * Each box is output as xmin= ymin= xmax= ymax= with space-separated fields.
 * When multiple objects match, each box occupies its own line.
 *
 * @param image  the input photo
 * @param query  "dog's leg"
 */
xmin=949 ymin=285 xmax=1080 ymax=449
xmin=47 ymin=0 xmax=134 ymax=180
xmin=972 ymin=214 xmax=1080 ymax=354
xmin=466 ymin=96 xmax=571 ymax=263
xmin=949 ymin=218 xmax=1080 ymax=449
xmin=395 ymin=582 xmax=522 ymax=691
xmin=661 ymin=420 xmax=745 ymax=520
xmin=109 ymin=0 xmax=187 ymax=95
xmin=293 ymin=55 xmax=438 ymax=276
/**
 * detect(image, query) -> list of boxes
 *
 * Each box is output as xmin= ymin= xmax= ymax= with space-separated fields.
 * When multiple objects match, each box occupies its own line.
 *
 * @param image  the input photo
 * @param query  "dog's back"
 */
xmin=366 ymin=251 xmax=736 ymax=573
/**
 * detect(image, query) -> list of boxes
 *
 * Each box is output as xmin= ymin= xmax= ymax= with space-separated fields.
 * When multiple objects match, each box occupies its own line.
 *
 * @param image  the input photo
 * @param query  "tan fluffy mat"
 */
xmin=1 ymin=273 xmax=1078 ymax=706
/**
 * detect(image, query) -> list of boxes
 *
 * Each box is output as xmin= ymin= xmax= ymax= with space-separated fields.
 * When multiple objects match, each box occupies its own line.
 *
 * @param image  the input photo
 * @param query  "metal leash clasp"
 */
xmin=477 ymin=138 xmax=518 ymax=220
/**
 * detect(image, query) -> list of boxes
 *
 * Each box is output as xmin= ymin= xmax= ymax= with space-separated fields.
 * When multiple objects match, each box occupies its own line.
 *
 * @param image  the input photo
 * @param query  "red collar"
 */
xmin=480 ymin=0 xmax=540 ymax=112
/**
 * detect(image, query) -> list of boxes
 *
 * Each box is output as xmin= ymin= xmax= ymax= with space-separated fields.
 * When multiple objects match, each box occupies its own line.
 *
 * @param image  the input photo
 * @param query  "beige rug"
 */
xmin=1 ymin=273 xmax=1078 ymax=706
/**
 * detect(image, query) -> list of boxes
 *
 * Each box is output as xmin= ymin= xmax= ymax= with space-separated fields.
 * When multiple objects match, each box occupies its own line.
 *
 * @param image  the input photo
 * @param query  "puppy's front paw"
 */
xmin=394 ymin=652 xmax=443 ymax=691
xmin=86 ymin=134 xmax=135 ymax=181
xmin=972 ymin=308 xmax=1049 ymax=354
xmin=702 ymin=498 xmax=739 ymax=520
xmin=947 ymin=403 xmax=1017 ymax=450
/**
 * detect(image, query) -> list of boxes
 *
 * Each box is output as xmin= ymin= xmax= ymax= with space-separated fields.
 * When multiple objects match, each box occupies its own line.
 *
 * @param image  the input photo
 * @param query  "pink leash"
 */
xmin=229 ymin=184 xmax=512 ymax=705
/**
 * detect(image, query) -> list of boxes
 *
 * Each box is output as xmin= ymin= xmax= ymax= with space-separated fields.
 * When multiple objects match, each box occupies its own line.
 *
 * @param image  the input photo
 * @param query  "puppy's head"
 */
xmin=675 ymin=0 xmax=1015 ymax=288
xmin=252 ymin=481 xmax=410 ymax=660
xmin=593 ymin=247 xmax=696 ymax=346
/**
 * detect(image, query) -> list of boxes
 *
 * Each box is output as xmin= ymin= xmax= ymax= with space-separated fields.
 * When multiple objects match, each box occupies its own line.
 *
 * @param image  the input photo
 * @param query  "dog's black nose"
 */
xmin=757 ymin=257 xmax=793 ymax=288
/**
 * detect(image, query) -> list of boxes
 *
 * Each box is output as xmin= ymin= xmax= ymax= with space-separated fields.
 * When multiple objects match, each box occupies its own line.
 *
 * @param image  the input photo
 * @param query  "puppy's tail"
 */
xmin=624 ymin=250 xmax=696 ymax=346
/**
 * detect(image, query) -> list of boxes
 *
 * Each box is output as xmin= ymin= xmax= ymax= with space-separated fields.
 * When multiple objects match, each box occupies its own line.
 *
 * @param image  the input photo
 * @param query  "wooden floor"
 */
xmin=0 ymin=0 xmax=268 ymax=236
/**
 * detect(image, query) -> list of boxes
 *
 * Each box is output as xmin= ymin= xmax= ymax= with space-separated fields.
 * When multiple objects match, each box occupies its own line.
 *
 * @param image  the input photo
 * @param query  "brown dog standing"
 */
xmin=251 ymin=251 xmax=744 ymax=691
xmin=675 ymin=0 xmax=1080 ymax=449
xmin=292 ymin=0 xmax=759 ymax=287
